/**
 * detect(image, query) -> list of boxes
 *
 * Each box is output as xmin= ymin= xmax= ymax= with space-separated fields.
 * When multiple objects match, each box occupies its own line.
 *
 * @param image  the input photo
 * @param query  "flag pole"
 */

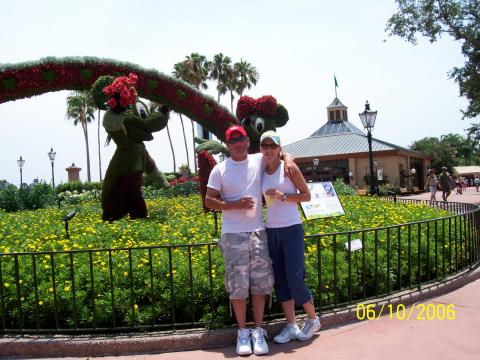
xmin=334 ymin=74 xmax=338 ymax=98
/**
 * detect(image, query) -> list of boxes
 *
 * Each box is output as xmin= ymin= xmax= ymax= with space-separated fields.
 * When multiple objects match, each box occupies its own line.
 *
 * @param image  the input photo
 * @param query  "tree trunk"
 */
xmin=191 ymin=119 xmax=197 ymax=173
xmin=97 ymin=109 xmax=102 ymax=181
xmin=179 ymin=114 xmax=190 ymax=169
xmin=230 ymin=91 xmax=234 ymax=113
xmin=166 ymin=123 xmax=176 ymax=172
xmin=83 ymin=122 xmax=91 ymax=182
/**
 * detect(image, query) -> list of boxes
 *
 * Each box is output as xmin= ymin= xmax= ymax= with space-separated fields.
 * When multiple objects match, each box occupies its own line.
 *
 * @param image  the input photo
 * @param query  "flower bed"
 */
xmin=0 ymin=195 xmax=468 ymax=332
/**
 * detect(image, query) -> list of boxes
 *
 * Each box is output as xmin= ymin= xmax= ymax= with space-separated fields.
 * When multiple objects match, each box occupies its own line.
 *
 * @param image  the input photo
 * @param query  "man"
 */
xmin=439 ymin=167 xmax=451 ymax=202
xmin=205 ymin=125 xmax=296 ymax=356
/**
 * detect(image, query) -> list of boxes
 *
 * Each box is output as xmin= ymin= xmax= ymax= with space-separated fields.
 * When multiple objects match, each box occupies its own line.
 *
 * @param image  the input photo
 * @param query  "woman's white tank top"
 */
xmin=261 ymin=161 xmax=302 ymax=228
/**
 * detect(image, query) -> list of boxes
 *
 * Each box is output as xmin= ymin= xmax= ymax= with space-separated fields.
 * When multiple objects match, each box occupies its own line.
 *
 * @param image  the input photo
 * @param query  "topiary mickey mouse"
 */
xmin=92 ymin=73 xmax=170 ymax=222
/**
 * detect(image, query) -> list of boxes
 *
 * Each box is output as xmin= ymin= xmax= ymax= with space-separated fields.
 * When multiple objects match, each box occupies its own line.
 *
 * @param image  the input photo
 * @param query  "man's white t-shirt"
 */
xmin=207 ymin=153 xmax=264 ymax=234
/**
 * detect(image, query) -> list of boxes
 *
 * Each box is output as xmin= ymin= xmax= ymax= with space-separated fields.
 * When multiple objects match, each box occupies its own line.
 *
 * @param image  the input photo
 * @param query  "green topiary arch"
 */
xmin=0 ymin=56 xmax=237 ymax=141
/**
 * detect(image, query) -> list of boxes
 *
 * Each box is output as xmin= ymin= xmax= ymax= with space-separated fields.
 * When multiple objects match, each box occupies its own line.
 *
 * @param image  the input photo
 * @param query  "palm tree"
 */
xmin=96 ymin=107 xmax=103 ymax=181
xmin=66 ymin=91 xmax=95 ymax=182
xmin=225 ymin=65 xmax=237 ymax=112
xmin=172 ymin=62 xmax=192 ymax=171
xmin=233 ymin=59 xmax=259 ymax=98
xmin=150 ymin=102 xmax=176 ymax=172
xmin=173 ymin=53 xmax=211 ymax=173
xmin=210 ymin=53 xmax=232 ymax=103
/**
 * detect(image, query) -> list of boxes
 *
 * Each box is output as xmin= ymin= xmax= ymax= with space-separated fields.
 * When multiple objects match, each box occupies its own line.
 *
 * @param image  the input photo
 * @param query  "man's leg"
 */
xmin=251 ymin=294 xmax=266 ymax=328
xmin=231 ymin=299 xmax=247 ymax=328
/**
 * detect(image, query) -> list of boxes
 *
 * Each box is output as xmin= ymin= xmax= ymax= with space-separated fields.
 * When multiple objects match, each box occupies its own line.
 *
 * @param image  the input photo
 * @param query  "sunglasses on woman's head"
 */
xmin=227 ymin=135 xmax=247 ymax=144
xmin=261 ymin=142 xmax=279 ymax=149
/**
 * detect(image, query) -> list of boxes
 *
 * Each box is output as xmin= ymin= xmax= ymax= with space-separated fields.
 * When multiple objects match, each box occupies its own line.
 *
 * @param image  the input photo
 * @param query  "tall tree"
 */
xmin=150 ymin=102 xmax=176 ymax=172
xmin=210 ymin=53 xmax=232 ymax=102
xmin=66 ymin=91 xmax=95 ymax=182
xmin=386 ymin=0 xmax=480 ymax=119
xmin=440 ymin=133 xmax=476 ymax=165
xmin=233 ymin=59 xmax=259 ymax=98
xmin=172 ymin=62 xmax=192 ymax=171
xmin=97 ymin=108 xmax=103 ymax=181
xmin=173 ymin=53 xmax=211 ymax=173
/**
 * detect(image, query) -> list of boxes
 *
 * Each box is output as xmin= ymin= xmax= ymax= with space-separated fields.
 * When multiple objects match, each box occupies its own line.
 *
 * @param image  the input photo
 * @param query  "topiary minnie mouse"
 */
xmin=92 ymin=73 xmax=170 ymax=222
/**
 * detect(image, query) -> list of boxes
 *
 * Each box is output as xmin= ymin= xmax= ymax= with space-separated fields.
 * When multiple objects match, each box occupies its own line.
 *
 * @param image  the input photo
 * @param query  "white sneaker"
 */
xmin=273 ymin=323 xmax=300 ymax=344
xmin=296 ymin=317 xmax=321 ymax=341
xmin=251 ymin=327 xmax=269 ymax=355
xmin=236 ymin=328 xmax=252 ymax=356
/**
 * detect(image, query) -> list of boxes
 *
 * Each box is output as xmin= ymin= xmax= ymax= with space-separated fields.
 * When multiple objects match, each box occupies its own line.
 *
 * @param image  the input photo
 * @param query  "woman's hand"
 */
xmin=265 ymin=188 xmax=283 ymax=200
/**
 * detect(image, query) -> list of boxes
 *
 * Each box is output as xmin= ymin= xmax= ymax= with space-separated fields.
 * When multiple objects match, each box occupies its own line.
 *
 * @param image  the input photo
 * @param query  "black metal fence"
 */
xmin=1 ymin=199 xmax=479 ymax=334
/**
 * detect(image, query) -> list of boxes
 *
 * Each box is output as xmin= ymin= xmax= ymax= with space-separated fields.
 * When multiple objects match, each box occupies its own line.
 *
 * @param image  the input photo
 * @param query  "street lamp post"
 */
xmin=313 ymin=158 xmax=319 ymax=182
xmin=359 ymin=101 xmax=378 ymax=195
xmin=48 ymin=147 xmax=56 ymax=188
xmin=17 ymin=156 xmax=25 ymax=188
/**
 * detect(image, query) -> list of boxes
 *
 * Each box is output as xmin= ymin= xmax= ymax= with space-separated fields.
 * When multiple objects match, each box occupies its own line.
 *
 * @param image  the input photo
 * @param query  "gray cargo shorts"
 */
xmin=218 ymin=230 xmax=274 ymax=299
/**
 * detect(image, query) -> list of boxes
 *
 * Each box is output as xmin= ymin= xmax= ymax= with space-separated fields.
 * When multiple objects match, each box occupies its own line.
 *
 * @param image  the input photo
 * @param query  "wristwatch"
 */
xmin=281 ymin=194 xmax=287 ymax=202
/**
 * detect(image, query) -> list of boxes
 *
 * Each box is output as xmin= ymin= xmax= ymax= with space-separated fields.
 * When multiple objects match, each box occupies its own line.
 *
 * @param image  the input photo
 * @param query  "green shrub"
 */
xmin=144 ymin=180 xmax=200 ymax=198
xmin=21 ymin=182 xmax=56 ymax=210
xmin=55 ymin=181 xmax=102 ymax=194
xmin=58 ymin=189 xmax=101 ymax=206
xmin=378 ymin=184 xmax=401 ymax=196
xmin=0 ymin=182 xmax=56 ymax=212
xmin=0 ymin=184 xmax=20 ymax=212
xmin=332 ymin=178 xmax=357 ymax=196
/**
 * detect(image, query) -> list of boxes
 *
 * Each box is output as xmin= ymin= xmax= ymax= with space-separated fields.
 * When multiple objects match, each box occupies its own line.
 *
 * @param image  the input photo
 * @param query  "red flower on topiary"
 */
xmin=103 ymin=73 xmax=138 ymax=110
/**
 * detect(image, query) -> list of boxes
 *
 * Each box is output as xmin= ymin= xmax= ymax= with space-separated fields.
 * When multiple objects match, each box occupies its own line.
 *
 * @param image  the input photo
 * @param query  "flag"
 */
xmin=334 ymin=74 xmax=339 ymax=88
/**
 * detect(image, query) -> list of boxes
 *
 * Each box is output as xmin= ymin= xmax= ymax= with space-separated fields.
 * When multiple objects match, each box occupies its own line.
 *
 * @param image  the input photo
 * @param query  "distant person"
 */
xmin=474 ymin=177 xmax=480 ymax=192
xmin=439 ymin=167 xmax=452 ymax=201
xmin=455 ymin=177 xmax=463 ymax=195
xmin=425 ymin=169 xmax=438 ymax=204
xmin=260 ymin=131 xmax=321 ymax=344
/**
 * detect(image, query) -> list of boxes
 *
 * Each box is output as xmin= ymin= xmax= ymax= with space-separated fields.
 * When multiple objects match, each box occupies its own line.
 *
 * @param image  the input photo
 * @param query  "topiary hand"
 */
xmin=194 ymin=137 xmax=228 ymax=155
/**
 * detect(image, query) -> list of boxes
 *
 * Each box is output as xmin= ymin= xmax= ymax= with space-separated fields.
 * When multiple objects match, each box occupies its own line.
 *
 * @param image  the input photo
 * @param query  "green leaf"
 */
xmin=80 ymin=69 xmax=92 ymax=79
xmin=204 ymin=103 xmax=213 ymax=114
xmin=177 ymin=89 xmax=186 ymax=100
xmin=42 ymin=70 xmax=55 ymax=82
xmin=147 ymin=80 xmax=158 ymax=89
xmin=2 ymin=77 xmax=17 ymax=91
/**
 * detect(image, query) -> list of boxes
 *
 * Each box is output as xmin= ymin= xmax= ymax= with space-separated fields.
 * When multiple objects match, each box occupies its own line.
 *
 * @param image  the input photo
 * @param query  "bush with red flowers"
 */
xmin=197 ymin=151 xmax=217 ymax=212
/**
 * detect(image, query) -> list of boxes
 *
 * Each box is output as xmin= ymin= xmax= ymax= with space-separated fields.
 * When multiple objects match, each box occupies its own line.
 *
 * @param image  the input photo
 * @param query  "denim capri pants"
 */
xmin=267 ymin=223 xmax=312 ymax=306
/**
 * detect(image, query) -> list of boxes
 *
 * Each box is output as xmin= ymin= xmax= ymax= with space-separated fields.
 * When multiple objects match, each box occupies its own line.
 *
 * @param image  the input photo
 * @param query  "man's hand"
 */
xmin=282 ymin=153 xmax=300 ymax=178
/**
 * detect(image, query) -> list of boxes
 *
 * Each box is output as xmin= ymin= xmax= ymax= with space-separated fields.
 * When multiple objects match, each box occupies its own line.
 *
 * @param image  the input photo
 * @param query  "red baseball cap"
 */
xmin=225 ymin=125 xmax=247 ymax=142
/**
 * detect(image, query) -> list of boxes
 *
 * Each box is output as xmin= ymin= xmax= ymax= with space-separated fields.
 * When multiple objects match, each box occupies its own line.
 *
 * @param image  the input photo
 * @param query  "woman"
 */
xmin=425 ymin=169 xmax=438 ymax=204
xmin=260 ymin=130 xmax=321 ymax=344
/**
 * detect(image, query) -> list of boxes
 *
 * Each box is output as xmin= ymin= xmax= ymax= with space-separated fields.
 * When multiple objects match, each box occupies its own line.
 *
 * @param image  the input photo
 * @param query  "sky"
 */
xmin=0 ymin=0 xmax=473 ymax=186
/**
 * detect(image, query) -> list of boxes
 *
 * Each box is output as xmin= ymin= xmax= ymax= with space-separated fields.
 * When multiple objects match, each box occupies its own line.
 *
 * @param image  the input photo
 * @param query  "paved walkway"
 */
xmin=403 ymin=184 xmax=480 ymax=204
xmin=89 ymin=278 xmax=480 ymax=360
xmin=5 ymin=188 xmax=480 ymax=359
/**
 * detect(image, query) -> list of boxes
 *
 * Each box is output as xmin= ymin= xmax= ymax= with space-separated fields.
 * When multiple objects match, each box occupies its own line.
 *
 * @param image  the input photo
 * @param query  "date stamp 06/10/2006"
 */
xmin=356 ymin=303 xmax=456 ymax=321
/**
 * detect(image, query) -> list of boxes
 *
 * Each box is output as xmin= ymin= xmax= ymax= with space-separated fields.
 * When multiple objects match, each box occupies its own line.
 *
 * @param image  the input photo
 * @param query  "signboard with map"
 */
xmin=300 ymin=182 xmax=345 ymax=220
